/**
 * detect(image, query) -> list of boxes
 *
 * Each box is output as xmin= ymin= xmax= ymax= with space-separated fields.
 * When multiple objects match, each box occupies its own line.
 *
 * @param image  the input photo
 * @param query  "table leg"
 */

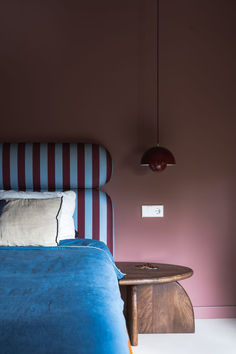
xmin=127 ymin=285 xmax=138 ymax=346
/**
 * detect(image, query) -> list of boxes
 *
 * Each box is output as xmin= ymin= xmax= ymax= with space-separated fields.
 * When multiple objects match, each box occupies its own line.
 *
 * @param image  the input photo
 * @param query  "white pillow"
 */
xmin=0 ymin=190 xmax=76 ymax=241
xmin=0 ymin=198 xmax=62 ymax=246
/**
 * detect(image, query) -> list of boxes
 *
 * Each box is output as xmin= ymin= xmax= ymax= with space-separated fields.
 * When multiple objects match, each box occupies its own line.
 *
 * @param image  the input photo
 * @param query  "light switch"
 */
xmin=142 ymin=205 xmax=164 ymax=217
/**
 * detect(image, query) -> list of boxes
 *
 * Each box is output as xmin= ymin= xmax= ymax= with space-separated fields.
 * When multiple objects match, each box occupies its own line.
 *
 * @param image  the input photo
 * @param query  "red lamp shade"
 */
xmin=140 ymin=146 xmax=176 ymax=172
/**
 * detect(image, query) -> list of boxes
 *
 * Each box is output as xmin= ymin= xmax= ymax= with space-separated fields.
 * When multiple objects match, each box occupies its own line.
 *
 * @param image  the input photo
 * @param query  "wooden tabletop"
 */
xmin=116 ymin=262 xmax=193 ymax=285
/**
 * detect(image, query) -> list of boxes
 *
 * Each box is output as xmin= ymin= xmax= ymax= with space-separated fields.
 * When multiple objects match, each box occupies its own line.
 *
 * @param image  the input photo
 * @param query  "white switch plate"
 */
xmin=142 ymin=205 xmax=164 ymax=217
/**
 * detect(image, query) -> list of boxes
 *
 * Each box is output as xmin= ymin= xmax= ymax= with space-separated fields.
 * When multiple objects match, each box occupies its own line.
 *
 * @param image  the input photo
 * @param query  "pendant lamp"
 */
xmin=140 ymin=0 xmax=176 ymax=172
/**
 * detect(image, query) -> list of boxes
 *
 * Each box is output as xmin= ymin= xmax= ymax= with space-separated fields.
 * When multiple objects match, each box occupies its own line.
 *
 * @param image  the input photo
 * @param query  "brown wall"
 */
xmin=0 ymin=0 xmax=236 ymax=317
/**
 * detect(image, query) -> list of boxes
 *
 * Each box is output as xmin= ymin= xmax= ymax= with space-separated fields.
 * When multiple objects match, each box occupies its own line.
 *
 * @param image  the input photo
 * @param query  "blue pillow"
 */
xmin=59 ymin=238 xmax=125 ymax=279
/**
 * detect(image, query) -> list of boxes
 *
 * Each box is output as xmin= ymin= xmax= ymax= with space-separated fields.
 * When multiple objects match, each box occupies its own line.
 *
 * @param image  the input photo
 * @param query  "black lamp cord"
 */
xmin=156 ymin=0 xmax=160 ymax=146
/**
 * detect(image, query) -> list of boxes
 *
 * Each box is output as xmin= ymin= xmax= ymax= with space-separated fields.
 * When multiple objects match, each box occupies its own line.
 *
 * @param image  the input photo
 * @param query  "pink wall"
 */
xmin=0 ymin=0 xmax=236 ymax=318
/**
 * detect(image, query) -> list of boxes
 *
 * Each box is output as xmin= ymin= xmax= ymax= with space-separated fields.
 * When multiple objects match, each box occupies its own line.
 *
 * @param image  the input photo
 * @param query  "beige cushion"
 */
xmin=0 ymin=190 xmax=76 ymax=241
xmin=0 ymin=198 xmax=62 ymax=246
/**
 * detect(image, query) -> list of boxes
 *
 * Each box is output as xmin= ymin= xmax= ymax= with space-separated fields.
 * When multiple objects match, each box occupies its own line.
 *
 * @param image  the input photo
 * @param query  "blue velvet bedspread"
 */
xmin=0 ymin=246 xmax=130 ymax=354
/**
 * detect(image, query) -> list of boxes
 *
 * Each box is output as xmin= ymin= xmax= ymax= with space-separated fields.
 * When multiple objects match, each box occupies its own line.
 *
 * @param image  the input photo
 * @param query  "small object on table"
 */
xmin=117 ymin=262 xmax=194 ymax=346
xmin=135 ymin=263 xmax=158 ymax=270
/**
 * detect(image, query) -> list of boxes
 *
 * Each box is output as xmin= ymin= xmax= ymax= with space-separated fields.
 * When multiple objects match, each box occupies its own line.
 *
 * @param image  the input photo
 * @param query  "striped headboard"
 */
xmin=0 ymin=143 xmax=114 ymax=254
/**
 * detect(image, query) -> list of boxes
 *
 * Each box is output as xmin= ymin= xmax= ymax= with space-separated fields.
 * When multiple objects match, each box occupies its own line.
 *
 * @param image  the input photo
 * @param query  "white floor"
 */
xmin=132 ymin=319 xmax=236 ymax=354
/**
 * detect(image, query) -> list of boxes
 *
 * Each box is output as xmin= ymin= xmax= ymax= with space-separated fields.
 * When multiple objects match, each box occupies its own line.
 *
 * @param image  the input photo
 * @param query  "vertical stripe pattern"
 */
xmin=77 ymin=189 xmax=85 ymax=238
xmin=0 ymin=147 xmax=2 ymax=189
xmin=84 ymin=144 xmax=92 ymax=188
xmin=84 ymin=189 xmax=93 ymax=238
xmin=62 ymin=143 xmax=70 ymax=191
xmin=99 ymin=145 xmax=107 ymax=187
xmin=55 ymin=144 xmax=63 ymax=190
xmin=48 ymin=143 xmax=55 ymax=191
xmin=99 ymin=191 xmax=107 ymax=244
xmin=18 ymin=143 xmax=26 ymax=191
xmin=0 ymin=143 xmax=114 ymax=254
xmin=92 ymin=189 xmax=100 ymax=240
xmin=25 ymin=144 xmax=33 ymax=190
xmin=10 ymin=144 xmax=18 ymax=189
xmin=77 ymin=144 xmax=85 ymax=188
xmin=33 ymin=143 xmax=40 ymax=191
xmin=3 ymin=143 xmax=10 ymax=190
xmin=40 ymin=144 xmax=48 ymax=190
xmin=92 ymin=145 xmax=99 ymax=188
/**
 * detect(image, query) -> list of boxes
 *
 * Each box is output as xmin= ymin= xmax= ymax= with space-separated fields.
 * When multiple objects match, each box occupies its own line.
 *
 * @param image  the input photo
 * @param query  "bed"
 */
xmin=0 ymin=143 xmax=132 ymax=354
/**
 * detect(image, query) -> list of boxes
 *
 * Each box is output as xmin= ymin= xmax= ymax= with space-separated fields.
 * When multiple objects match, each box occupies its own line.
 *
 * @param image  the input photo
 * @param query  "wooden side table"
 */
xmin=117 ymin=262 xmax=194 ymax=346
